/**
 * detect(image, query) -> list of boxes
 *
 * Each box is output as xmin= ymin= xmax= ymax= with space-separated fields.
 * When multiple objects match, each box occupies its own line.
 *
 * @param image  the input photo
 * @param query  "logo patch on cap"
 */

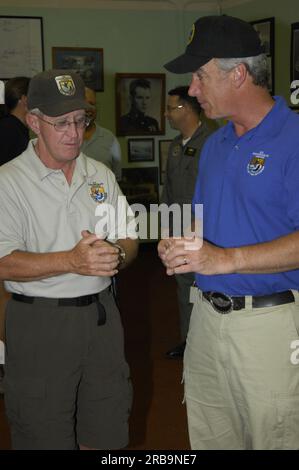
xmin=55 ymin=75 xmax=76 ymax=96
xmin=187 ymin=24 xmax=195 ymax=45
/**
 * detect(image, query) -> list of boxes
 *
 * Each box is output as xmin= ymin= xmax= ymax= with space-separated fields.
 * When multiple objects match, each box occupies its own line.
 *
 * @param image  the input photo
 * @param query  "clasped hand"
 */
xmin=70 ymin=230 xmax=121 ymax=277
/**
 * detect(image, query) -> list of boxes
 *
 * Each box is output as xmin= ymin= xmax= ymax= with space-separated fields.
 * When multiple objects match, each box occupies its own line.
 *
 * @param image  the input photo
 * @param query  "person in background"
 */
xmin=161 ymin=86 xmax=213 ymax=359
xmin=0 ymin=77 xmax=30 ymax=395
xmin=0 ymin=81 xmax=4 ymax=395
xmin=82 ymin=87 xmax=122 ymax=181
xmin=119 ymin=78 xmax=159 ymax=133
xmin=159 ymin=15 xmax=299 ymax=449
xmin=0 ymin=76 xmax=30 ymax=165
xmin=0 ymin=69 xmax=138 ymax=449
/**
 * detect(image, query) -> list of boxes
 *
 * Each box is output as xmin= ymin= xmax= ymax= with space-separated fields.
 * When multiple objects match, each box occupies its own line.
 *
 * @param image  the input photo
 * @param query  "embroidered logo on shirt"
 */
xmin=89 ymin=182 xmax=107 ymax=203
xmin=247 ymin=151 xmax=269 ymax=176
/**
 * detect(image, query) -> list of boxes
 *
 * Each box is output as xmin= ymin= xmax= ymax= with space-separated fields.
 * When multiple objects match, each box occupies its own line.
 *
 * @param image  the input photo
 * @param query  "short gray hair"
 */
xmin=216 ymin=54 xmax=269 ymax=89
xmin=29 ymin=108 xmax=43 ymax=117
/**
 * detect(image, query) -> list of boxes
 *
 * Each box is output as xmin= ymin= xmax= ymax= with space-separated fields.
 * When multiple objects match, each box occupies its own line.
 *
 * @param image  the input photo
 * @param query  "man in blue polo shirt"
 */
xmin=158 ymin=15 xmax=299 ymax=450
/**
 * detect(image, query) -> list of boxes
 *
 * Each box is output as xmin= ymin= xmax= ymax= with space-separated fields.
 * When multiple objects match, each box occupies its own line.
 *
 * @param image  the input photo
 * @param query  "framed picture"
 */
xmin=52 ymin=47 xmax=104 ymax=91
xmin=128 ymin=138 xmax=154 ymax=162
xmin=250 ymin=17 xmax=275 ymax=94
xmin=291 ymin=23 xmax=299 ymax=83
xmin=119 ymin=167 xmax=159 ymax=209
xmin=115 ymin=73 xmax=165 ymax=136
xmin=290 ymin=105 xmax=299 ymax=114
xmin=0 ymin=16 xmax=44 ymax=79
xmin=159 ymin=139 xmax=172 ymax=185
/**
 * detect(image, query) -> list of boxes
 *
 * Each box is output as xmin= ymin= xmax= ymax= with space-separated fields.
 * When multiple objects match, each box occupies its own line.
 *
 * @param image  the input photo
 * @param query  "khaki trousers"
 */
xmin=184 ymin=287 xmax=299 ymax=450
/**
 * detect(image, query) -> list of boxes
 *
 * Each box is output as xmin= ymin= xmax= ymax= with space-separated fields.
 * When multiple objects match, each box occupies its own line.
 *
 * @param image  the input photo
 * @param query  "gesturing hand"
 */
xmin=159 ymin=237 xmax=233 ymax=276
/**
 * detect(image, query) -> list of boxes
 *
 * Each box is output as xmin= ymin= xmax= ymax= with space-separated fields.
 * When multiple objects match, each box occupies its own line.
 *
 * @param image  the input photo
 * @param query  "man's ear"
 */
xmin=26 ymin=112 xmax=40 ymax=135
xmin=20 ymin=94 xmax=27 ymax=105
xmin=20 ymin=95 xmax=29 ymax=112
xmin=232 ymin=63 xmax=247 ymax=88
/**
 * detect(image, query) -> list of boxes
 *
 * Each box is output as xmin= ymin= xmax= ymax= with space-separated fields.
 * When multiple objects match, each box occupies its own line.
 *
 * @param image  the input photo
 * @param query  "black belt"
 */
xmin=202 ymin=290 xmax=295 ymax=314
xmin=12 ymin=292 xmax=107 ymax=326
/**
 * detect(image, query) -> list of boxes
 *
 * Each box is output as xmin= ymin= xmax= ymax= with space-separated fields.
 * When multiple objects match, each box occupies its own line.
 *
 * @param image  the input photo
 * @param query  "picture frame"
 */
xmin=250 ymin=17 xmax=275 ymax=94
xmin=291 ymin=22 xmax=299 ymax=83
xmin=290 ymin=105 xmax=299 ymax=114
xmin=159 ymin=139 xmax=172 ymax=185
xmin=52 ymin=47 xmax=104 ymax=91
xmin=119 ymin=167 xmax=159 ymax=209
xmin=128 ymin=138 xmax=155 ymax=162
xmin=115 ymin=73 xmax=165 ymax=136
xmin=0 ymin=16 xmax=44 ymax=79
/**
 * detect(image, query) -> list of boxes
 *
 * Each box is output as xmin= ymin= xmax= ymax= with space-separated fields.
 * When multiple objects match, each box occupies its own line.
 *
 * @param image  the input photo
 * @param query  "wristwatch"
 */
xmin=114 ymin=243 xmax=126 ymax=265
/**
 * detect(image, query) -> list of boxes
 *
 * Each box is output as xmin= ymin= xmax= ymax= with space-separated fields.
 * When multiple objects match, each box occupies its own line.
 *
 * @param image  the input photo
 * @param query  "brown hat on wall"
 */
xmin=164 ymin=15 xmax=264 ymax=74
xmin=27 ymin=69 xmax=92 ymax=116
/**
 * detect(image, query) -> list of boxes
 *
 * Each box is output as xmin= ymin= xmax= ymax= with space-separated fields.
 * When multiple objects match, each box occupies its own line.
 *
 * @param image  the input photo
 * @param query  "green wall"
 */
xmin=1 ymin=1 xmax=298 ymax=167
xmin=223 ymin=0 xmax=299 ymax=104
xmin=164 ymin=0 xmax=299 ymax=103
xmin=0 ymin=5 xmax=217 ymax=169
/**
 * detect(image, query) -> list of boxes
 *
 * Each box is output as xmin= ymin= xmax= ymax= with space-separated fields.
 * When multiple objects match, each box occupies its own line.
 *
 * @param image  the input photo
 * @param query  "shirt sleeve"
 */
xmin=0 ymin=184 xmax=27 ymax=259
xmin=160 ymin=145 xmax=172 ymax=206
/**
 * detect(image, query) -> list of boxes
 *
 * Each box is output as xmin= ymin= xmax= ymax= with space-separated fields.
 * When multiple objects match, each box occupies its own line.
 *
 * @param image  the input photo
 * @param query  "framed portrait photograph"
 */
xmin=119 ymin=167 xmax=159 ymax=209
xmin=291 ymin=22 xmax=299 ymax=83
xmin=52 ymin=47 xmax=104 ymax=91
xmin=159 ymin=139 xmax=172 ymax=185
xmin=250 ymin=17 xmax=275 ymax=94
xmin=115 ymin=73 xmax=165 ymax=136
xmin=0 ymin=16 xmax=44 ymax=79
xmin=128 ymin=138 xmax=154 ymax=162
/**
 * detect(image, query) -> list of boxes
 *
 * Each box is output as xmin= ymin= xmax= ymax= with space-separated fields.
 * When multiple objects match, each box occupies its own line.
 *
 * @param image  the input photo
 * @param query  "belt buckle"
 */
xmin=209 ymin=291 xmax=233 ymax=314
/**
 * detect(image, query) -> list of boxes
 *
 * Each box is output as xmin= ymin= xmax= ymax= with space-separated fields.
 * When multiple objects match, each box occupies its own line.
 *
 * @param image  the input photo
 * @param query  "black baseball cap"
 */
xmin=164 ymin=15 xmax=264 ymax=74
xmin=27 ymin=69 xmax=92 ymax=116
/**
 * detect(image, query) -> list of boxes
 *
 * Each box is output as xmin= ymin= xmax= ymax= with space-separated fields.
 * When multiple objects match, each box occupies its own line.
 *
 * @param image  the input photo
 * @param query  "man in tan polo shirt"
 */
xmin=0 ymin=69 xmax=138 ymax=449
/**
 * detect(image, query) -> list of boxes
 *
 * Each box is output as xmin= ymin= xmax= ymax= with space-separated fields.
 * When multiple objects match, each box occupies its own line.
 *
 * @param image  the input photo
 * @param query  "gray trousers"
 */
xmin=4 ymin=288 xmax=132 ymax=450
xmin=175 ymin=272 xmax=195 ymax=340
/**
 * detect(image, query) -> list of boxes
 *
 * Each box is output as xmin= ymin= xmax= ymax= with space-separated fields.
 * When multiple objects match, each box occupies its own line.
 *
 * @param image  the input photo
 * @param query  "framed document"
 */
xmin=0 ymin=16 xmax=44 ymax=79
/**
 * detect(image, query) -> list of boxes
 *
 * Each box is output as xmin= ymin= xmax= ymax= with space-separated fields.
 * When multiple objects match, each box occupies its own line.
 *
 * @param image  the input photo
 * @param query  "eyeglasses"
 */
xmin=38 ymin=115 xmax=91 ymax=132
xmin=166 ymin=104 xmax=184 ymax=112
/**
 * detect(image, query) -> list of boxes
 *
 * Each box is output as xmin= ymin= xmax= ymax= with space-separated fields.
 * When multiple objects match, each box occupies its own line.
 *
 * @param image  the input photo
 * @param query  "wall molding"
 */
xmin=0 ymin=0 xmax=254 ymax=11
